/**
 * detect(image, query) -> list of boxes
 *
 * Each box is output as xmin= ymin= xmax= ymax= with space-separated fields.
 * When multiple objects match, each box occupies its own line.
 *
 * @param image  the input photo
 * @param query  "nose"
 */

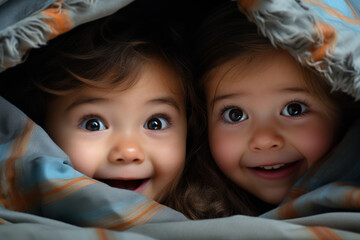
xmin=249 ymin=126 xmax=285 ymax=152
xmin=108 ymin=139 xmax=145 ymax=164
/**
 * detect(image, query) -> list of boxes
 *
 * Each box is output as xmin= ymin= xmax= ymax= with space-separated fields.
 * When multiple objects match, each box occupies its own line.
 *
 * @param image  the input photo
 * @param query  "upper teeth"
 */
xmin=261 ymin=164 xmax=285 ymax=170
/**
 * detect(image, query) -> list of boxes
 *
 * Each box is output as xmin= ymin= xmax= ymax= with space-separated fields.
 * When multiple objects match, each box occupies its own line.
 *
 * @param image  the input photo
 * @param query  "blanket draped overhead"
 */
xmin=1 ymin=0 xmax=360 ymax=239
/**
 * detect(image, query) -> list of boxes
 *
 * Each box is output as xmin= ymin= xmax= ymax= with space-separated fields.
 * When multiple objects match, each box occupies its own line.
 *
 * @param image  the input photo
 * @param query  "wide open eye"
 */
xmin=144 ymin=116 xmax=169 ymax=130
xmin=80 ymin=117 xmax=107 ymax=131
xmin=223 ymin=107 xmax=248 ymax=123
xmin=281 ymin=102 xmax=308 ymax=117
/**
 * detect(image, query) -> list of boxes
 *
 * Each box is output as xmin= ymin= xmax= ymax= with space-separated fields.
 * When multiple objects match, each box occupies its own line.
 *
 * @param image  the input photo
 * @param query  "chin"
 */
xmin=265 ymin=198 xmax=283 ymax=205
xmin=151 ymin=193 xmax=165 ymax=203
xmin=258 ymin=192 xmax=287 ymax=205
xmin=140 ymin=189 xmax=159 ymax=202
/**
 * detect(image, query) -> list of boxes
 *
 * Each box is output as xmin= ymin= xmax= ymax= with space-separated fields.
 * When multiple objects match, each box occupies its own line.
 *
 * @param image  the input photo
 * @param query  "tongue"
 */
xmin=101 ymin=179 xmax=142 ymax=190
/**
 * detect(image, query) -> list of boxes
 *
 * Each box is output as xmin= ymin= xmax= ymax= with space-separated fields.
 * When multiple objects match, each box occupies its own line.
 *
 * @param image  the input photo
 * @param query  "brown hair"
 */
xmin=1 ymin=1 xmax=194 ymax=126
xmin=0 ymin=1 xmax=200 ymax=206
xmin=167 ymin=1 xmax=357 ymax=219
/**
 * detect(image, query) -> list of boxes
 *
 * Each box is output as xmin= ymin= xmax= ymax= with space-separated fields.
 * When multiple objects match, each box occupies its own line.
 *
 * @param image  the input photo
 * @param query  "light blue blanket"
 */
xmin=1 ymin=0 xmax=360 ymax=239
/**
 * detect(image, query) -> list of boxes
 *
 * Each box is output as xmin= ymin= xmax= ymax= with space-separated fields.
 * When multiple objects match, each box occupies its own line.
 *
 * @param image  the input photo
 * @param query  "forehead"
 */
xmin=83 ymin=59 xmax=185 ymax=97
xmin=138 ymin=59 xmax=185 ymax=95
xmin=55 ymin=59 xmax=186 ymax=110
xmin=206 ymin=50 xmax=308 ymax=97
xmin=122 ymin=59 xmax=186 ymax=110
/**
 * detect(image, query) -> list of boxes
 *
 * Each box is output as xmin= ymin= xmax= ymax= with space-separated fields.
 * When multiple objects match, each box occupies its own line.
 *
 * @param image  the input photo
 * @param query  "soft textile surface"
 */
xmin=1 ymin=0 xmax=360 ymax=239
xmin=1 ymin=96 xmax=360 ymax=239
xmin=0 ymin=0 xmax=134 ymax=72
xmin=239 ymin=0 xmax=360 ymax=99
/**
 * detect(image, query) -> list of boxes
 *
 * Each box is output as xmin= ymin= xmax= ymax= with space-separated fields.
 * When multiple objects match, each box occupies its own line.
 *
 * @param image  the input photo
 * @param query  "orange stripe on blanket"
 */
xmin=41 ymin=1 xmax=72 ymax=40
xmin=0 ymin=218 xmax=7 ymax=225
xmin=302 ymin=0 xmax=360 ymax=25
xmin=237 ymin=0 xmax=261 ymax=14
xmin=307 ymin=226 xmax=343 ymax=240
xmin=2 ymin=119 xmax=34 ymax=211
xmin=345 ymin=0 xmax=360 ymax=20
xmin=95 ymin=228 xmax=109 ymax=240
xmin=109 ymin=202 xmax=164 ymax=231
xmin=309 ymin=22 xmax=337 ymax=63
xmin=120 ymin=203 xmax=165 ymax=231
xmin=41 ymin=177 xmax=98 ymax=205
xmin=2 ymin=177 xmax=97 ymax=211
xmin=89 ymin=199 xmax=164 ymax=231
xmin=43 ymin=177 xmax=93 ymax=197
xmin=277 ymin=200 xmax=298 ymax=219
xmin=356 ymin=192 xmax=360 ymax=208
xmin=0 ymin=198 xmax=7 ymax=208
xmin=344 ymin=188 xmax=360 ymax=209
xmin=286 ymin=186 xmax=307 ymax=199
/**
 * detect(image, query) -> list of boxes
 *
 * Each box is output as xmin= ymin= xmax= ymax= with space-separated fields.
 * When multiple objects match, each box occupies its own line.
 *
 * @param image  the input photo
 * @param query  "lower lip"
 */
xmin=134 ymin=179 xmax=150 ymax=193
xmin=248 ymin=160 xmax=301 ymax=180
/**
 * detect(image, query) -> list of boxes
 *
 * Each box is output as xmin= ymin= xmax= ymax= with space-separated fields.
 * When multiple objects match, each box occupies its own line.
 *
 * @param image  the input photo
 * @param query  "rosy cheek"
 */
xmin=158 ymin=144 xmax=186 ymax=175
xmin=209 ymin=129 xmax=240 ymax=170
xmin=295 ymin=121 xmax=336 ymax=167
xmin=61 ymin=142 xmax=96 ymax=177
xmin=70 ymin=155 xmax=88 ymax=173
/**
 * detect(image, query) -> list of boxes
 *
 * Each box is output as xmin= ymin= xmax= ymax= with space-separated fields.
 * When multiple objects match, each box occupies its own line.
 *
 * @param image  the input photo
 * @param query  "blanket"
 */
xmin=239 ymin=0 xmax=360 ymax=100
xmin=1 ymin=0 xmax=360 ymax=239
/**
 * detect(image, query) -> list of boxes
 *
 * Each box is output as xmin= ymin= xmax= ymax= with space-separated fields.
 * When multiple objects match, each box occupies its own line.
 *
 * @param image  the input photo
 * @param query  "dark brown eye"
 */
xmin=281 ymin=102 xmax=308 ymax=117
xmin=81 ymin=118 xmax=106 ymax=131
xmin=147 ymin=118 xmax=161 ymax=130
xmin=144 ymin=116 xmax=169 ymax=130
xmin=223 ymin=107 xmax=248 ymax=123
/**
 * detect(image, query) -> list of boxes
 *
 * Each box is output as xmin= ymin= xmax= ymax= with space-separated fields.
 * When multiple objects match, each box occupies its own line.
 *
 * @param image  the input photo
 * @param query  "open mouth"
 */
xmin=249 ymin=160 xmax=301 ymax=180
xmin=100 ymin=178 xmax=149 ymax=191
xmin=253 ymin=160 xmax=299 ymax=171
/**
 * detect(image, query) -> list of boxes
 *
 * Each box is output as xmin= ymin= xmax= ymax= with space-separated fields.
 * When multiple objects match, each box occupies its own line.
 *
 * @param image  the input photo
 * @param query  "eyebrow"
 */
xmin=211 ymin=87 xmax=310 ymax=107
xmin=66 ymin=97 xmax=108 ymax=112
xmin=147 ymin=97 xmax=182 ymax=112
xmin=66 ymin=96 xmax=182 ymax=112
xmin=280 ymin=87 xmax=310 ymax=93
xmin=211 ymin=93 xmax=239 ymax=107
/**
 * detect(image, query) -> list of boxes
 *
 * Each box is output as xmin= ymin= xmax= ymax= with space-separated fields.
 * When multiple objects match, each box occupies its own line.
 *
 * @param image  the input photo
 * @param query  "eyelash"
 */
xmin=289 ymin=98 xmax=310 ymax=105
xmin=78 ymin=114 xmax=108 ymax=128
xmin=218 ymin=99 xmax=311 ymax=121
xmin=148 ymin=113 xmax=173 ymax=127
xmin=285 ymin=98 xmax=311 ymax=116
xmin=219 ymin=105 xmax=243 ymax=123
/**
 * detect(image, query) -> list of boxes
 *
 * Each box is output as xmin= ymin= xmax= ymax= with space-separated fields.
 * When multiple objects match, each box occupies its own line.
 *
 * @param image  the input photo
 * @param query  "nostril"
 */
xmin=251 ymin=141 xmax=283 ymax=151
xmin=132 ymin=158 xmax=142 ymax=163
xmin=108 ymin=144 xmax=145 ymax=164
xmin=115 ymin=158 xmax=142 ymax=163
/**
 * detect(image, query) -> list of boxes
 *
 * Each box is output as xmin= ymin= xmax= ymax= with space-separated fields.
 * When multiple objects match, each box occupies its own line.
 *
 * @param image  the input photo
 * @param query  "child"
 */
xmin=1 ymin=2 xmax=198 ymax=204
xmin=168 ymin=1 xmax=359 ymax=219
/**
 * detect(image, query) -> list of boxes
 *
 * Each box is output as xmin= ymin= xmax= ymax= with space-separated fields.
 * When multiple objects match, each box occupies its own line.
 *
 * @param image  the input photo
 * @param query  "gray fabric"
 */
xmin=1 ymin=0 xmax=360 ymax=239
xmin=1 ymin=96 xmax=360 ymax=239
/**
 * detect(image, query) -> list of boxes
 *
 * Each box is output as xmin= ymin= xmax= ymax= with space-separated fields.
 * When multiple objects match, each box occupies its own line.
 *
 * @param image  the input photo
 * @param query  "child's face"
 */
xmin=45 ymin=60 xmax=187 ymax=202
xmin=206 ymin=50 xmax=338 ymax=204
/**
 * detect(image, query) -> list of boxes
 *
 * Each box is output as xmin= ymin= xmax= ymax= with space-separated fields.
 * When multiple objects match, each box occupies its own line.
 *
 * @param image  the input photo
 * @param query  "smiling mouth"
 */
xmin=253 ymin=160 xmax=300 ymax=171
xmin=100 ymin=179 xmax=149 ymax=191
xmin=249 ymin=160 xmax=301 ymax=180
